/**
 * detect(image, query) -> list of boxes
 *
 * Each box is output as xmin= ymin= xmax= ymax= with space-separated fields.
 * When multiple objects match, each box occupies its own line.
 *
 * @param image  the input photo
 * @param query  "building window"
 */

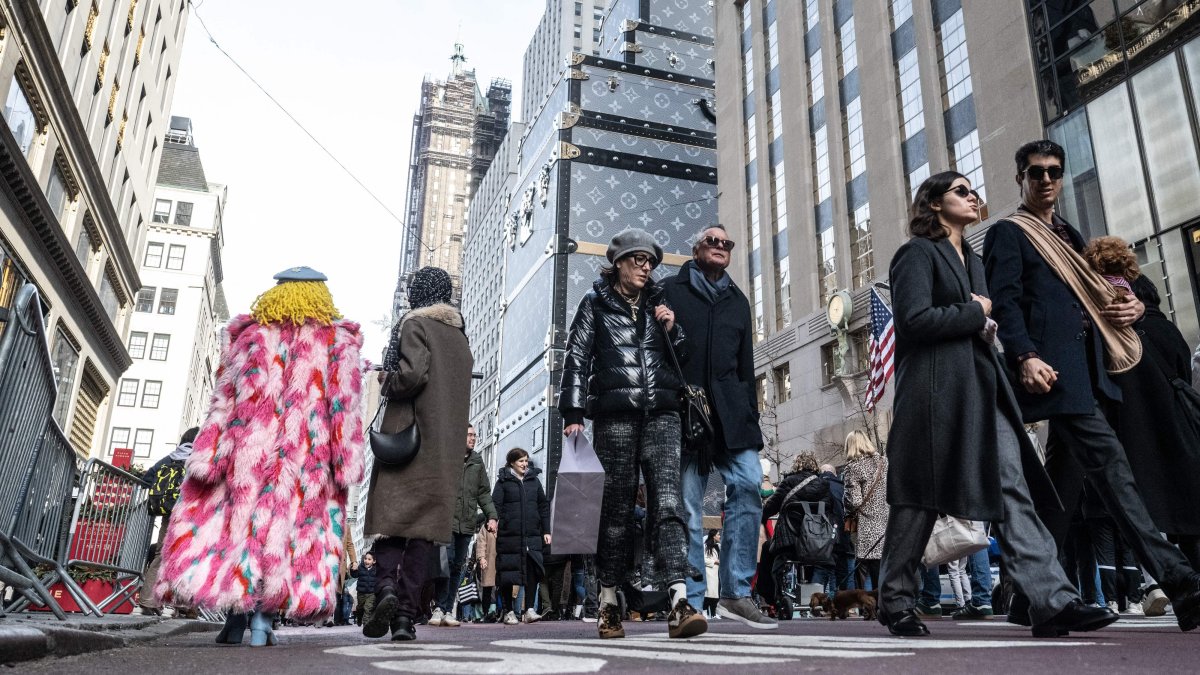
xmin=818 ymin=226 xmax=838 ymax=302
xmin=98 ymin=270 xmax=120 ymax=320
xmin=896 ymin=50 xmax=925 ymax=140
xmin=851 ymin=203 xmax=874 ymax=289
xmin=173 ymin=201 xmax=192 ymax=226
xmin=133 ymin=428 xmax=153 ymax=457
xmin=152 ymin=198 xmax=171 ymax=223
xmin=128 ymin=331 xmax=147 ymax=358
xmin=773 ymin=363 xmax=791 ymax=403
xmin=158 ymin=287 xmax=177 ymax=314
xmin=937 ymin=8 xmax=973 ymax=108
xmin=165 ymin=244 xmax=185 ymax=270
xmin=149 ymin=333 xmax=169 ymax=360
xmin=109 ymin=427 xmax=130 ymax=454
xmin=50 ymin=328 xmax=80 ymax=425
xmin=891 ymin=0 xmax=913 ymax=27
xmin=951 ymin=129 xmax=985 ymax=200
xmin=755 ymin=374 xmax=768 ymax=412
xmin=74 ymin=226 xmax=92 ymax=266
xmin=46 ymin=165 xmax=69 ymax=222
xmin=821 ymin=342 xmax=837 ymax=385
xmin=852 ymin=328 xmax=871 ymax=374
xmin=141 ymin=380 xmax=161 ymax=408
xmin=4 ymin=78 xmax=37 ymax=156
xmin=143 ymin=241 xmax=163 ymax=267
xmin=135 ymin=286 xmax=155 ymax=312
xmin=117 ymin=378 xmax=139 ymax=406
xmin=908 ymin=163 xmax=930 ymax=200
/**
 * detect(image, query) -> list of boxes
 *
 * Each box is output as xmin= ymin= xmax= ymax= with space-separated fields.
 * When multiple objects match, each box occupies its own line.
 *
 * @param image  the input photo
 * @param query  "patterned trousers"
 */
xmin=593 ymin=412 xmax=694 ymax=589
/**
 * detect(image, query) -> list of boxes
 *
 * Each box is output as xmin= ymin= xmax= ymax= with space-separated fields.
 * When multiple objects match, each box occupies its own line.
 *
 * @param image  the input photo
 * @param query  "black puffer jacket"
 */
xmin=559 ymin=279 xmax=688 ymax=424
xmin=350 ymin=561 xmax=377 ymax=594
xmin=761 ymin=471 xmax=838 ymax=524
xmin=492 ymin=465 xmax=551 ymax=587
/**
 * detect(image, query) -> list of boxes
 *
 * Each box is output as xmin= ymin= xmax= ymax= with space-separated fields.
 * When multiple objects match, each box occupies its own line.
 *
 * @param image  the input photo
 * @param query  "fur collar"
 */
xmin=402 ymin=303 xmax=463 ymax=329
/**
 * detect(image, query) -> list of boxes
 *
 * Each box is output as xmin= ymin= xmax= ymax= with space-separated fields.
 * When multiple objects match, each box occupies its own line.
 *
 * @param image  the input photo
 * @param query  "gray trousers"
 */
xmin=880 ymin=416 xmax=1077 ymax=624
xmin=593 ymin=412 xmax=692 ymax=589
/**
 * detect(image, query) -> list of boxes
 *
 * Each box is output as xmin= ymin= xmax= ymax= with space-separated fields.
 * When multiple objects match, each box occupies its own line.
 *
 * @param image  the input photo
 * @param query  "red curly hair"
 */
xmin=1083 ymin=236 xmax=1140 ymax=282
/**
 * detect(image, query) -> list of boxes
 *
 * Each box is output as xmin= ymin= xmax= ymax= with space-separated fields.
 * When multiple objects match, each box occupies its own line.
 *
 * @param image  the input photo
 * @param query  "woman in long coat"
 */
xmin=492 ymin=447 xmax=551 ymax=625
xmin=155 ymin=268 xmax=365 ymax=647
xmin=361 ymin=267 xmax=474 ymax=642
xmin=842 ymin=430 xmax=888 ymax=589
xmin=475 ymin=519 xmax=499 ymax=619
xmin=878 ymin=172 xmax=1115 ymax=638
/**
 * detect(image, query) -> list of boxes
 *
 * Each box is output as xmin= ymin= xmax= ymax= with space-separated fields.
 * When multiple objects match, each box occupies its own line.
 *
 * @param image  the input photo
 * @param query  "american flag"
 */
xmin=863 ymin=288 xmax=895 ymax=411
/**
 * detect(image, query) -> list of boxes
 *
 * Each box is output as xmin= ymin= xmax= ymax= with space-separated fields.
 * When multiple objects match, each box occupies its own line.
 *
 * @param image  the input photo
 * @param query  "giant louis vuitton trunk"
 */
xmin=493 ymin=39 xmax=716 ymax=488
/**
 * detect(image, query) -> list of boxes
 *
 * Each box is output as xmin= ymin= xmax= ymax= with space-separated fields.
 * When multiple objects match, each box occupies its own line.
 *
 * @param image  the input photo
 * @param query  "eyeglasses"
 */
xmin=1023 ymin=165 xmax=1064 ymax=182
xmin=700 ymin=235 xmax=736 ymax=251
xmin=944 ymin=185 xmax=982 ymax=203
xmin=624 ymin=253 xmax=658 ymax=269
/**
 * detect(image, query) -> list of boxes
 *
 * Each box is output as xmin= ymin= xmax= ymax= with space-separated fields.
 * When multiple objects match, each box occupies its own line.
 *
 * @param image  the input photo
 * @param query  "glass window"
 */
xmin=1048 ymin=107 xmax=1108 ymax=239
xmin=158 ymin=287 xmax=177 ymax=314
xmin=890 ymin=0 xmax=913 ymax=28
xmin=1161 ymin=229 xmax=1200 ymax=343
xmin=46 ymin=165 xmax=69 ymax=222
xmin=109 ymin=427 xmax=130 ymax=454
xmin=118 ymin=378 xmax=139 ymax=406
xmin=4 ymin=78 xmax=37 ymax=155
xmin=149 ymin=333 xmax=169 ymax=360
xmin=773 ymin=363 xmax=791 ymax=403
xmin=844 ymin=97 xmax=866 ymax=179
xmin=166 ymin=244 xmax=185 ymax=270
xmin=98 ymin=271 xmax=119 ymax=320
xmin=838 ymin=15 xmax=858 ymax=77
xmin=141 ymin=380 xmax=161 ymax=408
xmin=1087 ymin=85 xmax=1154 ymax=243
xmin=897 ymin=50 xmax=925 ymax=139
xmin=775 ymin=257 xmax=791 ymax=329
xmin=937 ymin=9 xmax=974 ymax=108
xmin=144 ymin=241 xmax=163 ymax=267
xmin=814 ymin=127 xmax=831 ymax=202
xmin=952 ymin=129 xmax=986 ymax=201
xmin=756 ymin=374 xmax=768 ymax=411
xmin=128 ymin=331 xmax=147 ymax=359
xmin=133 ymin=428 xmax=153 ymax=457
xmin=135 ymin=286 xmax=155 ymax=312
xmin=173 ymin=201 xmax=192 ymax=226
xmin=50 ymin=328 xmax=80 ymax=425
xmin=152 ymin=198 xmax=171 ymax=223
xmin=74 ymin=226 xmax=92 ymax=266
xmin=751 ymin=266 xmax=765 ymax=343
xmin=908 ymin=163 xmax=930 ymax=200
xmin=818 ymin=225 xmax=838 ymax=302
xmin=851 ymin=202 xmax=874 ymax=289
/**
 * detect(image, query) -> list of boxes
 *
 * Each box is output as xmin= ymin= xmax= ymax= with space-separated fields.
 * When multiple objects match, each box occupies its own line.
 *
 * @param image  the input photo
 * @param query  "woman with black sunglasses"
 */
xmin=877 ymin=171 xmax=1116 ymax=638
xmin=558 ymin=228 xmax=707 ymax=641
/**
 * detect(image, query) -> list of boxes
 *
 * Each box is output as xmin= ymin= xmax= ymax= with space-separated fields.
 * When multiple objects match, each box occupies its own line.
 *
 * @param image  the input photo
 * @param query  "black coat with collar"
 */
xmin=887 ymin=236 xmax=1060 ymax=522
xmin=492 ymin=465 xmax=551 ymax=587
xmin=661 ymin=261 xmax=763 ymax=452
xmin=558 ymin=279 xmax=687 ymax=423
xmin=983 ymin=214 xmax=1122 ymax=421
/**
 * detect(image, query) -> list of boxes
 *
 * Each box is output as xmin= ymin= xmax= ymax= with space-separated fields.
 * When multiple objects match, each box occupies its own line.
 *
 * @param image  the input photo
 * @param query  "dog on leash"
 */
xmin=809 ymin=592 xmax=829 ymax=617
xmin=821 ymin=589 xmax=877 ymax=620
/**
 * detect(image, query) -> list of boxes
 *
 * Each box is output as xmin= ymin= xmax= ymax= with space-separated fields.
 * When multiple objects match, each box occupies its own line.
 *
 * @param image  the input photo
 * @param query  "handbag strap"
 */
xmin=781 ymin=474 xmax=819 ymax=507
xmin=656 ymin=313 xmax=688 ymax=385
xmin=370 ymin=399 xmax=388 ymax=429
xmin=853 ymin=457 xmax=885 ymax=514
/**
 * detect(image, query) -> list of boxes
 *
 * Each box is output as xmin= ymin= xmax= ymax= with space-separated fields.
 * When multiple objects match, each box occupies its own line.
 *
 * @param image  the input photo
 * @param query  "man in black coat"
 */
xmin=983 ymin=139 xmax=1200 ymax=632
xmin=663 ymin=225 xmax=775 ymax=630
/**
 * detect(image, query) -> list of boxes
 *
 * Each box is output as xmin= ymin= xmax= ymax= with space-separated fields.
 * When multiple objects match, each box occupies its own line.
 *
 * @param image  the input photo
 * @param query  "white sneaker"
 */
xmin=503 ymin=611 xmax=519 ymax=625
xmin=440 ymin=611 xmax=461 ymax=627
xmin=161 ymin=607 xmax=177 ymax=618
xmin=429 ymin=608 xmax=446 ymax=627
xmin=1122 ymin=601 xmax=1145 ymax=616
xmin=1143 ymin=588 xmax=1169 ymax=617
xmin=521 ymin=608 xmax=541 ymax=624
xmin=1106 ymin=601 xmax=1119 ymax=614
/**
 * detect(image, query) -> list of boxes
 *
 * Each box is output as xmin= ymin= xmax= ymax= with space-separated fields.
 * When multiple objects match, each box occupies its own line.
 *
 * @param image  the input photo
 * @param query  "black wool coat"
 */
xmin=761 ymin=471 xmax=840 ymax=523
xmin=492 ymin=465 xmax=551 ymax=587
xmin=661 ymin=261 xmax=763 ymax=452
xmin=887 ymin=236 xmax=1060 ymax=522
xmin=1109 ymin=276 xmax=1200 ymax=535
xmin=983 ymin=213 xmax=1122 ymax=421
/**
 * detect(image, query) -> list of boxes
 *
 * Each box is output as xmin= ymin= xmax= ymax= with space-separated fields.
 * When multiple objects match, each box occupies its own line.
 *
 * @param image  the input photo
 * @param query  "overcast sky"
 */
xmin=170 ymin=0 xmax=547 ymax=358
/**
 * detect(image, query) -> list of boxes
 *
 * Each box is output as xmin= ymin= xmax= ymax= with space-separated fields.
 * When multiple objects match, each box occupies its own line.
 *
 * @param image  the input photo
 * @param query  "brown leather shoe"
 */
xmin=598 ymin=603 xmax=625 ymax=639
xmin=667 ymin=599 xmax=708 ymax=639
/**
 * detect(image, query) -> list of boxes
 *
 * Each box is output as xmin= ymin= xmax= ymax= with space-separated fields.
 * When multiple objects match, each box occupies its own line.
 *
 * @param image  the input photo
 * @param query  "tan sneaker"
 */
xmin=667 ymin=599 xmax=708 ymax=639
xmin=428 ymin=608 xmax=446 ymax=627
xmin=440 ymin=611 xmax=461 ymax=627
xmin=598 ymin=603 xmax=625 ymax=639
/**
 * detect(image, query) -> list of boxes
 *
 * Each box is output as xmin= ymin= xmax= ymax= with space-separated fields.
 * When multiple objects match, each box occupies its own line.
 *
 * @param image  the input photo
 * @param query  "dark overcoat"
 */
xmin=661 ymin=261 xmax=763 ymax=452
xmin=492 ymin=465 xmax=551 ymax=587
xmin=451 ymin=452 xmax=499 ymax=535
xmin=1109 ymin=276 xmax=1200 ymax=535
xmin=887 ymin=236 xmax=1059 ymax=522
xmin=364 ymin=303 xmax=474 ymax=544
xmin=982 ymin=212 xmax=1122 ymax=421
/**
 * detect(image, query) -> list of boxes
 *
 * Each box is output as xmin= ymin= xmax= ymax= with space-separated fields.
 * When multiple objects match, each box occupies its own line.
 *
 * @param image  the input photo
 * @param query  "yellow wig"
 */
xmin=250 ymin=281 xmax=342 ymax=325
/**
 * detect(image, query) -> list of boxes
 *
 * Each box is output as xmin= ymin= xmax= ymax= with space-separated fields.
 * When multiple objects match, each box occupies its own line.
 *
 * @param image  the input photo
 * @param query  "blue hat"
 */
xmin=272 ymin=266 xmax=328 ymax=283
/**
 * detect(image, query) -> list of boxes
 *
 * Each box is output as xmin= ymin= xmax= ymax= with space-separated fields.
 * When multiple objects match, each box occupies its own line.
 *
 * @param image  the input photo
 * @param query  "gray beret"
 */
xmin=606 ymin=228 xmax=663 ymax=265
xmin=272 ymin=266 xmax=328 ymax=283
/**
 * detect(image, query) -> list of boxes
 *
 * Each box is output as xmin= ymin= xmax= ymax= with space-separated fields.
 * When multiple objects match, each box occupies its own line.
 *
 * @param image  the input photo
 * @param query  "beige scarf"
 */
xmin=1007 ymin=211 xmax=1141 ymax=374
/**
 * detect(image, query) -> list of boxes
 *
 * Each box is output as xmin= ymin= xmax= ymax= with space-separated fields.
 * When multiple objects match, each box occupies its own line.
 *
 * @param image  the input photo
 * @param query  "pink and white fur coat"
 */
xmin=154 ymin=314 xmax=365 ymax=619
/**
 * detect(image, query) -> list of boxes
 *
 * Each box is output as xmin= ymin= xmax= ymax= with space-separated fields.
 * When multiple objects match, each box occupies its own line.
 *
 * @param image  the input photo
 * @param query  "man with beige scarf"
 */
xmin=984 ymin=139 xmax=1200 ymax=635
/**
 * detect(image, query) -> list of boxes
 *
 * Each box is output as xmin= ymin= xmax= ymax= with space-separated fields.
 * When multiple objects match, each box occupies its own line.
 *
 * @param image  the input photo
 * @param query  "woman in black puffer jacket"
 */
xmin=492 ymin=447 xmax=550 ymax=625
xmin=558 ymin=228 xmax=705 ymax=641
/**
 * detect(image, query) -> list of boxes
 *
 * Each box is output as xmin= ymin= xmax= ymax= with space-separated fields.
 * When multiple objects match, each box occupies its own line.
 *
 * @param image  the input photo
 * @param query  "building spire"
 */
xmin=450 ymin=41 xmax=467 ymax=76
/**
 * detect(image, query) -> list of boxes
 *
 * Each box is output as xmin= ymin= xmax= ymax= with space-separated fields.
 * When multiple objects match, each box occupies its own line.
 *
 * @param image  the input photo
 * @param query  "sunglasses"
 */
xmin=623 ymin=253 xmax=658 ymax=269
xmin=700 ymin=235 xmax=736 ymax=251
xmin=1023 ymin=165 xmax=1064 ymax=181
xmin=944 ymin=185 xmax=982 ymax=202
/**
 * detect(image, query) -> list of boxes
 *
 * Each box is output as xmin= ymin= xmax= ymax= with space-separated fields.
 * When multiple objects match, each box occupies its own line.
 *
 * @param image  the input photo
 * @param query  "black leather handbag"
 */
xmin=658 ymin=318 xmax=714 ymax=462
xmin=369 ymin=399 xmax=420 ymax=467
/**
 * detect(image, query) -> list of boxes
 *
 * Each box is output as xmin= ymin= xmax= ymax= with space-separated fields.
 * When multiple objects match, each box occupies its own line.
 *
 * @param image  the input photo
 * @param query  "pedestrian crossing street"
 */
xmin=323 ymin=631 xmax=1107 ymax=673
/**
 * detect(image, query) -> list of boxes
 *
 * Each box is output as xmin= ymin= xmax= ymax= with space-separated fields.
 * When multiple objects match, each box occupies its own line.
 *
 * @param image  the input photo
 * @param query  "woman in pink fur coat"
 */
xmin=154 ymin=267 xmax=365 ymax=647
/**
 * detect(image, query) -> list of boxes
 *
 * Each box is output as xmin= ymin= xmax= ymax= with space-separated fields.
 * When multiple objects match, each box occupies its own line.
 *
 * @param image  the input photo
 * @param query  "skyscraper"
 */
xmin=394 ymin=44 xmax=511 ymax=315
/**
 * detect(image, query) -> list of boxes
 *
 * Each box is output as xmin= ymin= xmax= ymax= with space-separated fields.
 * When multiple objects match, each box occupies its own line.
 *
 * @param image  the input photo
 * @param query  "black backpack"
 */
xmin=148 ymin=459 xmax=186 ymax=516
xmin=770 ymin=475 xmax=836 ymax=566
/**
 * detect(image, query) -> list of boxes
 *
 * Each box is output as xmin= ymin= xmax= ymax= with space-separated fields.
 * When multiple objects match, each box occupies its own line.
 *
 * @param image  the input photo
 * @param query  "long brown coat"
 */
xmin=364 ymin=304 xmax=473 ymax=544
xmin=475 ymin=525 xmax=498 ymax=588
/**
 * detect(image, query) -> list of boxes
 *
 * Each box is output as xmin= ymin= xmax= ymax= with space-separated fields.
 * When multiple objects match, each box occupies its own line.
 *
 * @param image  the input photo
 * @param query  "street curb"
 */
xmin=0 ymin=618 xmax=219 ymax=665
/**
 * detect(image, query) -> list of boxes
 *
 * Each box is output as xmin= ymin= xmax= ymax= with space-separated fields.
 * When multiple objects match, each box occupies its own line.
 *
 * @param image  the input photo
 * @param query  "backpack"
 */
xmin=769 ymin=475 xmax=836 ymax=566
xmin=147 ymin=459 xmax=186 ymax=516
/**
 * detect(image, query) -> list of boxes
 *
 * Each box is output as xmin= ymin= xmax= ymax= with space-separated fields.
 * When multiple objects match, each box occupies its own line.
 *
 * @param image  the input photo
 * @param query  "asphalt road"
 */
xmin=19 ymin=613 xmax=1198 ymax=674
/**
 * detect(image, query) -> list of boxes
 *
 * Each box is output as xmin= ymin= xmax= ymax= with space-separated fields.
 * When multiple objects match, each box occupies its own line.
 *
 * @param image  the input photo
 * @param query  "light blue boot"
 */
xmin=249 ymin=610 xmax=277 ymax=647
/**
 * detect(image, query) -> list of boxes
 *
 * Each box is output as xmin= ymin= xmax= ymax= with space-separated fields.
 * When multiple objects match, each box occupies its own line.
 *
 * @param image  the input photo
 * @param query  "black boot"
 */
xmin=1031 ymin=599 xmax=1118 ymax=638
xmin=1169 ymin=574 xmax=1200 ymax=632
xmin=363 ymin=588 xmax=398 ymax=639
xmin=390 ymin=615 xmax=416 ymax=641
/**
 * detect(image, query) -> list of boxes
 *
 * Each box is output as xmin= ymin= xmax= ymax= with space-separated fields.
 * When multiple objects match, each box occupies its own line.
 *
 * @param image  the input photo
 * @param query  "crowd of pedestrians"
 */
xmin=141 ymin=135 xmax=1200 ymax=649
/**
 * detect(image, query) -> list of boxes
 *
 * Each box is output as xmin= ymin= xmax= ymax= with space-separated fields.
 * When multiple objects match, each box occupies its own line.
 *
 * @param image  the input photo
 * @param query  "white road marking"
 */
xmin=325 ymin=644 xmax=606 ymax=674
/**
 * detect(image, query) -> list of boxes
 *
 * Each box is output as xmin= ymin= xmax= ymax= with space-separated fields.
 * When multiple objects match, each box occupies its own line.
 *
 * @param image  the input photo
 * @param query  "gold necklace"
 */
xmin=617 ymin=287 xmax=641 ymax=320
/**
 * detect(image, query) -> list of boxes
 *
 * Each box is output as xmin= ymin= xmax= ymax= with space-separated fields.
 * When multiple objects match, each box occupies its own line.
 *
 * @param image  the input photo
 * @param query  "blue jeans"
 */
xmin=919 ymin=565 xmax=941 ymax=606
xmin=439 ymin=532 xmax=472 ymax=612
xmin=811 ymin=566 xmax=837 ymax=596
xmin=681 ymin=448 xmax=762 ymax=607
xmin=837 ymin=552 xmax=858 ymax=590
xmin=966 ymin=548 xmax=993 ymax=607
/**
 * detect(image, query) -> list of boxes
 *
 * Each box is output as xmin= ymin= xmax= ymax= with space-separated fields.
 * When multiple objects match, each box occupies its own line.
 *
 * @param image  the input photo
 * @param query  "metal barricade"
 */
xmin=0 ymin=284 xmax=74 ymax=619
